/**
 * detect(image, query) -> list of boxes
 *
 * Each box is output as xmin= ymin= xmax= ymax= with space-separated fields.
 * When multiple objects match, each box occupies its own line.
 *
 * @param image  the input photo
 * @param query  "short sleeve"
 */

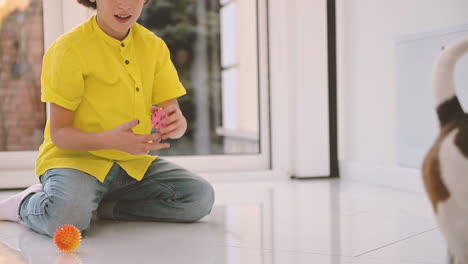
xmin=41 ymin=42 xmax=85 ymax=111
xmin=152 ymin=40 xmax=186 ymax=105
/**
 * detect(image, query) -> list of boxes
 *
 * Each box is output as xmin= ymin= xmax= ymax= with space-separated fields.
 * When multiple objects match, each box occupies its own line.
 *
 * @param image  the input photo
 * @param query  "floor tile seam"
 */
xmin=354 ymin=227 xmax=439 ymax=257
xmin=217 ymin=226 xmax=440 ymax=258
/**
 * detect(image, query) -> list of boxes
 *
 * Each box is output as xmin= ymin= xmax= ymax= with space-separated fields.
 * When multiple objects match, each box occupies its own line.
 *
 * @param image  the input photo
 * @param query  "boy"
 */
xmin=0 ymin=0 xmax=214 ymax=237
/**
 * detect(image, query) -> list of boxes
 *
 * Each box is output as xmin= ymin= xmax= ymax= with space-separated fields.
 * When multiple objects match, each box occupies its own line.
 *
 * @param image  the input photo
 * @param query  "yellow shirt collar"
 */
xmin=91 ymin=15 xmax=134 ymax=47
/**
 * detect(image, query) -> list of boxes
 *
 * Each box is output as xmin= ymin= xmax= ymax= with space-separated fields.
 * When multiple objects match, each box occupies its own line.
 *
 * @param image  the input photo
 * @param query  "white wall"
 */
xmin=291 ymin=0 xmax=330 ymax=177
xmin=269 ymin=0 xmax=330 ymax=177
xmin=337 ymin=0 xmax=468 ymax=167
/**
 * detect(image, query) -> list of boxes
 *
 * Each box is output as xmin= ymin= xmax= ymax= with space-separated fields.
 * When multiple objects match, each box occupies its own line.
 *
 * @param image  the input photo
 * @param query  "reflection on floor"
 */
xmin=0 ymin=178 xmax=446 ymax=264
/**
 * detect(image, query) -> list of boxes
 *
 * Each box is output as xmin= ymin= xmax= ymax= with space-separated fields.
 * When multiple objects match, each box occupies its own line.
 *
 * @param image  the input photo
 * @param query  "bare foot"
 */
xmin=0 ymin=184 xmax=43 ymax=222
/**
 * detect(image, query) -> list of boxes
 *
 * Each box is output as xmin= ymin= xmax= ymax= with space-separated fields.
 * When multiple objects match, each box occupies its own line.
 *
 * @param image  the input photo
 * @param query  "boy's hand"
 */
xmin=108 ymin=119 xmax=170 ymax=155
xmin=151 ymin=103 xmax=187 ymax=140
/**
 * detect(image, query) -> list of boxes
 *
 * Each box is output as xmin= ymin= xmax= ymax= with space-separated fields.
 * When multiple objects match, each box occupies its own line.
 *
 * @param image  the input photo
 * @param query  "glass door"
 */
xmin=138 ymin=0 xmax=270 ymax=172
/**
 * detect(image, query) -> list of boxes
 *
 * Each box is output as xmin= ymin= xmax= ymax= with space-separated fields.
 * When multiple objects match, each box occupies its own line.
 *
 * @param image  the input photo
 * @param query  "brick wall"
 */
xmin=0 ymin=0 xmax=46 ymax=151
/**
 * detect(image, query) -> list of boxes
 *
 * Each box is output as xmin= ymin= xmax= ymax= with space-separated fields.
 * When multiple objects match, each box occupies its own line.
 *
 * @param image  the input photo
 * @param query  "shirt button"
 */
xmin=136 ymin=87 xmax=140 ymax=92
xmin=121 ymin=43 xmax=125 ymax=47
xmin=125 ymin=60 xmax=130 ymax=64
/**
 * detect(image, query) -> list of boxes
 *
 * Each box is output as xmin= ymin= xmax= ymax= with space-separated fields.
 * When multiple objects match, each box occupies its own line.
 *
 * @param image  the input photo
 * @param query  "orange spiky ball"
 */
xmin=53 ymin=224 xmax=82 ymax=252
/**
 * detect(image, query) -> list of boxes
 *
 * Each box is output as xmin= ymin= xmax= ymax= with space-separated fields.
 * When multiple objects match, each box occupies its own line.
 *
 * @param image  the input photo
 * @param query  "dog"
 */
xmin=422 ymin=35 xmax=468 ymax=264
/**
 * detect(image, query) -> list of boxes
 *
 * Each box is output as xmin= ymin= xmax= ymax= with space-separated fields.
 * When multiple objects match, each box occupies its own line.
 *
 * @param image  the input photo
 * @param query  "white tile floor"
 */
xmin=0 ymin=178 xmax=447 ymax=264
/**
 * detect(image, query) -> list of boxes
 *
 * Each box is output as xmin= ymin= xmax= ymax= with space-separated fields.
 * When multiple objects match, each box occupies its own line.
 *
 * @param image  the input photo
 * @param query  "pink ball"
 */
xmin=152 ymin=108 xmax=164 ymax=130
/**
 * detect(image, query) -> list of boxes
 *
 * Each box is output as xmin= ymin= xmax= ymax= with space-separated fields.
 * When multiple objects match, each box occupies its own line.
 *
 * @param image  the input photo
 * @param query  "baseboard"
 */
xmin=0 ymin=170 xmax=39 ymax=189
xmin=339 ymin=160 xmax=425 ymax=194
xmin=201 ymin=169 xmax=289 ymax=183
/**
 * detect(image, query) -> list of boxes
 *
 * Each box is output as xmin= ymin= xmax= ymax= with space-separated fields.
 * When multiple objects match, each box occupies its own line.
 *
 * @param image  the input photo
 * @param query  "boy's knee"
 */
xmin=43 ymin=195 xmax=95 ymax=237
xmin=183 ymin=180 xmax=215 ymax=222
xmin=44 ymin=208 xmax=93 ymax=237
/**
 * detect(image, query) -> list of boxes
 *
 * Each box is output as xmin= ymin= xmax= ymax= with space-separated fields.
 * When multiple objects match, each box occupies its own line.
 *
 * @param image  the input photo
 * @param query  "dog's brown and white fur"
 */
xmin=422 ymin=36 xmax=468 ymax=264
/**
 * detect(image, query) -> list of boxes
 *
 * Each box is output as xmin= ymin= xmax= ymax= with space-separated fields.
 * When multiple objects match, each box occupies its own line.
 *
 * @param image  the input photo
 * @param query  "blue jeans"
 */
xmin=19 ymin=158 xmax=215 ymax=237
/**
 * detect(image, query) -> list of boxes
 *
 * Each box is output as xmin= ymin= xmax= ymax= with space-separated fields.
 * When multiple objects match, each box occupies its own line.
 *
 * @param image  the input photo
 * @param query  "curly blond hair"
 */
xmin=77 ymin=0 xmax=152 ymax=9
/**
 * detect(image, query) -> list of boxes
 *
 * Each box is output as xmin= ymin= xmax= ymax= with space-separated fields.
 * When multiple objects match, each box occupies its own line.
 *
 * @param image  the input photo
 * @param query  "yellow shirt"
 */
xmin=36 ymin=16 xmax=186 ymax=182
